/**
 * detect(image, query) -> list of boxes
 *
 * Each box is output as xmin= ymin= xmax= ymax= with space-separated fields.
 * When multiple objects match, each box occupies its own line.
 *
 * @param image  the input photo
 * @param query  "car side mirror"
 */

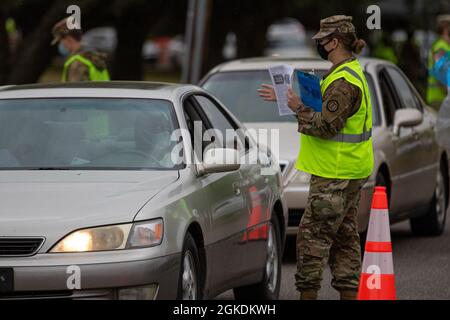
xmin=198 ymin=148 xmax=241 ymax=175
xmin=393 ymin=109 xmax=423 ymax=136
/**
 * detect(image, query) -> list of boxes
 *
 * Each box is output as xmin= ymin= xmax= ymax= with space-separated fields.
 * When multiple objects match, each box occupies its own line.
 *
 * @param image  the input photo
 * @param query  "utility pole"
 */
xmin=181 ymin=0 xmax=196 ymax=83
xmin=182 ymin=0 xmax=211 ymax=84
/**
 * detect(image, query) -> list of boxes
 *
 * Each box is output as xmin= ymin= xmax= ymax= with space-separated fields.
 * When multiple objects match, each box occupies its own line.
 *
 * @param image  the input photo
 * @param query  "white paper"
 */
xmin=269 ymin=64 xmax=295 ymax=116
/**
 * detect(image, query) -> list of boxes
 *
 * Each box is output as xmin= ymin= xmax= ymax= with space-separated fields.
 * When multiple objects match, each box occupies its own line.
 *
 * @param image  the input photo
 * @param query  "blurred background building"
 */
xmin=0 ymin=0 xmax=449 ymax=100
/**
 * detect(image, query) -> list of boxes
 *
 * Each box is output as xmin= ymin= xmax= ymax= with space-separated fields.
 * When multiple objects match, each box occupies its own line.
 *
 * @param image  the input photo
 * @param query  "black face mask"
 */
xmin=316 ymin=39 xmax=334 ymax=60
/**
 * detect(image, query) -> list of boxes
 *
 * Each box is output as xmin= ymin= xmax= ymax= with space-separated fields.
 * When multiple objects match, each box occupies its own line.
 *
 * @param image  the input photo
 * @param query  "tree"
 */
xmin=1 ymin=0 xmax=185 ymax=83
xmin=2 ymin=0 xmax=111 ymax=85
xmin=0 ymin=12 xmax=10 ymax=84
xmin=202 ymin=0 xmax=287 ymax=77
xmin=110 ymin=0 xmax=167 ymax=80
xmin=8 ymin=0 xmax=71 ymax=84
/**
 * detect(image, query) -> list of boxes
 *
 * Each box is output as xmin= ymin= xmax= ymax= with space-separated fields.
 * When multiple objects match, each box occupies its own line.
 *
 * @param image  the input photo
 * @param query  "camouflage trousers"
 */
xmin=295 ymin=175 xmax=367 ymax=293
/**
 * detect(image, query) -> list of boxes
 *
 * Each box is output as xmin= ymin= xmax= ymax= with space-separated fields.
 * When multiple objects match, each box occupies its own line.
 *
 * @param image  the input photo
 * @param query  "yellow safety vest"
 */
xmin=62 ymin=54 xmax=110 ymax=82
xmin=296 ymin=59 xmax=374 ymax=179
xmin=62 ymin=54 xmax=111 ymax=139
xmin=373 ymin=43 xmax=398 ymax=65
xmin=427 ymin=38 xmax=450 ymax=105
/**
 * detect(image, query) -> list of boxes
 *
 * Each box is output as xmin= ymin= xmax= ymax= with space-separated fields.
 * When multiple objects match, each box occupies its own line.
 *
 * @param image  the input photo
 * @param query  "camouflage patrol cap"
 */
xmin=312 ymin=15 xmax=356 ymax=40
xmin=437 ymin=15 xmax=450 ymax=26
xmin=51 ymin=18 xmax=82 ymax=45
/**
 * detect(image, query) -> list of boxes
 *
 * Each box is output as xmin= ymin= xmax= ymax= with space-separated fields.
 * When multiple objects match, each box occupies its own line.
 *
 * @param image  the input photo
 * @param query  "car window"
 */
xmin=202 ymin=70 xmax=289 ymax=123
xmin=378 ymin=69 xmax=399 ymax=126
xmin=0 ymin=98 xmax=182 ymax=170
xmin=202 ymin=70 xmax=327 ymax=123
xmin=365 ymin=73 xmax=381 ymax=127
xmin=183 ymin=98 xmax=208 ymax=155
xmin=385 ymin=67 xmax=422 ymax=111
xmin=202 ymin=69 xmax=380 ymax=127
xmin=193 ymin=95 xmax=246 ymax=152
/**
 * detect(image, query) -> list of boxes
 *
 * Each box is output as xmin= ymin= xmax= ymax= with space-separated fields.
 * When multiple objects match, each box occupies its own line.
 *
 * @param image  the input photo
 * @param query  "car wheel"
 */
xmin=410 ymin=164 xmax=448 ymax=236
xmin=177 ymin=233 xmax=202 ymax=300
xmin=376 ymin=171 xmax=388 ymax=194
xmin=359 ymin=230 xmax=367 ymax=260
xmin=233 ymin=218 xmax=282 ymax=300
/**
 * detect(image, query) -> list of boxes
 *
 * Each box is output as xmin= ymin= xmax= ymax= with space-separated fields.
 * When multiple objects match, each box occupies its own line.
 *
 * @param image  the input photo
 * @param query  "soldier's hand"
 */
xmin=287 ymin=87 xmax=301 ymax=112
xmin=258 ymin=84 xmax=277 ymax=102
xmin=433 ymin=49 xmax=446 ymax=63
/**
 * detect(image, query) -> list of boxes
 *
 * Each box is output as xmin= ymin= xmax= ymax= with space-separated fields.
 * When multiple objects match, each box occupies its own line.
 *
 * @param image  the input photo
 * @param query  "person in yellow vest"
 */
xmin=258 ymin=15 xmax=374 ymax=300
xmin=51 ymin=18 xmax=110 ymax=82
xmin=427 ymin=15 xmax=450 ymax=109
xmin=51 ymin=18 xmax=111 ymax=140
xmin=372 ymin=33 xmax=398 ymax=65
xmin=5 ymin=18 xmax=21 ymax=56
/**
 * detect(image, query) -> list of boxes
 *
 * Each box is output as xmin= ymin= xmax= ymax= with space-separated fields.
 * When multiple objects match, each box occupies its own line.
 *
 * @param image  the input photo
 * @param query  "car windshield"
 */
xmin=0 ymin=98 xmax=182 ymax=170
xmin=202 ymin=70 xmax=324 ymax=123
xmin=268 ymin=38 xmax=306 ymax=49
xmin=202 ymin=70 xmax=380 ymax=126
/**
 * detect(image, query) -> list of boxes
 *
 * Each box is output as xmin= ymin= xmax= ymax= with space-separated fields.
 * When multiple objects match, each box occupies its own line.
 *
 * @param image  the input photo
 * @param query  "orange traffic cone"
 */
xmin=358 ymin=186 xmax=396 ymax=300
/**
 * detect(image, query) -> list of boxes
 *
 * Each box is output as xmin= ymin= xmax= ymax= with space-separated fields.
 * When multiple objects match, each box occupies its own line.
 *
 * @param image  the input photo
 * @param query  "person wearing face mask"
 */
xmin=258 ymin=15 xmax=374 ymax=300
xmin=51 ymin=18 xmax=110 ymax=82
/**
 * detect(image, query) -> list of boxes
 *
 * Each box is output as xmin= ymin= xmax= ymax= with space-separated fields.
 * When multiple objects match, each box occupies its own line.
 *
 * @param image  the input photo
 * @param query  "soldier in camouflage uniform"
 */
xmin=258 ymin=16 xmax=374 ymax=300
xmin=51 ymin=18 xmax=110 ymax=82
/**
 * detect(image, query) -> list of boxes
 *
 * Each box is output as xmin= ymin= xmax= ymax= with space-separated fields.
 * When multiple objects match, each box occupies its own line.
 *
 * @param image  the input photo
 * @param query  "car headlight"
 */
xmin=50 ymin=219 xmax=163 ymax=253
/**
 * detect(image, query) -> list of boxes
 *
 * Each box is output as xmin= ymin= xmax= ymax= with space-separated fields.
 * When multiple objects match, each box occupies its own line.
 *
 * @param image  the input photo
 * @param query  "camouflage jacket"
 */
xmin=296 ymin=57 xmax=362 ymax=139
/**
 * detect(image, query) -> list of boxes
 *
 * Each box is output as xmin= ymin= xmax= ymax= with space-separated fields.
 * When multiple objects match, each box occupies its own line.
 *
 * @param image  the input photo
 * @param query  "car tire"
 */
xmin=376 ymin=171 xmax=388 ymax=195
xmin=233 ymin=218 xmax=282 ymax=300
xmin=359 ymin=230 xmax=367 ymax=260
xmin=177 ymin=233 xmax=202 ymax=300
xmin=410 ymin=164 xmax=448 ymax=236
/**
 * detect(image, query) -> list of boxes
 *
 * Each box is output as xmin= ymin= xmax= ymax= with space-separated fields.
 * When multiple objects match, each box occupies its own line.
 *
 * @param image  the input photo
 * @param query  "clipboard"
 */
xmin=297 ymin=71 xmax=322 ymax=112
xmin=432 ymin=52 xmax=450 ymax=87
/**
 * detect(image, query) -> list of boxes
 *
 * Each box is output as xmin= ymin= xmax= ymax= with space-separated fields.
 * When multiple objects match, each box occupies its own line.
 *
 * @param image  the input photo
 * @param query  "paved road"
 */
xmin=218 ymin=209 xmax=450 ymax=300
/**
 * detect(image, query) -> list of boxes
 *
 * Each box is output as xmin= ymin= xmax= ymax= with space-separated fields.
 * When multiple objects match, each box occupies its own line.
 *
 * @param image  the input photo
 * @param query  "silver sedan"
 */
xmin=0 ymin=82 xmax=287 ymax=300
xmin=201 ymin=57 xmax=449 ymax=238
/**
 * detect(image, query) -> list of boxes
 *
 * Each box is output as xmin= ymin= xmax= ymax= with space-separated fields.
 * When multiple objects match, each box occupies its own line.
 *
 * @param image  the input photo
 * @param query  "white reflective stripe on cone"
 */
xmin=362 ymin=252 xmax=394 ymax=275
xmin=366 ymin=209 xmax=391 ymax=243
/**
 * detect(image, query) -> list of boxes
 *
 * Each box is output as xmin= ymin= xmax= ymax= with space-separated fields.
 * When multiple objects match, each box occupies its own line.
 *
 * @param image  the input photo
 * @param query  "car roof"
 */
xmin=0 ymin=81 xmax=200 ymax=100
xmin=206 ymin=56 xmax=389 ymax=74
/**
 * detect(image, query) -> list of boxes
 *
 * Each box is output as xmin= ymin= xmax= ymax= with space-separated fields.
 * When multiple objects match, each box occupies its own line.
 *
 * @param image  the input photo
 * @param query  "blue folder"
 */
xmin=432 ymin=52 xmax=450 ymax=87
xmin=296 ymin=71 xmax=323 ymax=112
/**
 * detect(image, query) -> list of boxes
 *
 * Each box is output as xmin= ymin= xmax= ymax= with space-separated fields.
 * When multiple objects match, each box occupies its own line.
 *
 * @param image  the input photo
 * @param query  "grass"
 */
xmin=39 ymin=65 xmax=182 ymax=84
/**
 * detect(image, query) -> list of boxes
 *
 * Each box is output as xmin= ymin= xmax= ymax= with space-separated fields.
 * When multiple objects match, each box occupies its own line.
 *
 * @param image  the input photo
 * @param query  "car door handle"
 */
xmin=232 ymin=182 xmax=241 ymax=196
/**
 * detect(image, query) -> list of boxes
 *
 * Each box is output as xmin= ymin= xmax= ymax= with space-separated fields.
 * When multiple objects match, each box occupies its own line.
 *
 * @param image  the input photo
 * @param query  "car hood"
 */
xmin=0 ymin=171 xmax=179 ymax=241
xmin=245 ymin=122 xmax=300 ymax=162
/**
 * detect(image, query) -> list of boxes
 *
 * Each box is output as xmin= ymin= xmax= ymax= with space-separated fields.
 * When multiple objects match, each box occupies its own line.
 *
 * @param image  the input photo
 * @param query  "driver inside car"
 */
xmin=134 ymin=112 xmax=173 ymax=167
